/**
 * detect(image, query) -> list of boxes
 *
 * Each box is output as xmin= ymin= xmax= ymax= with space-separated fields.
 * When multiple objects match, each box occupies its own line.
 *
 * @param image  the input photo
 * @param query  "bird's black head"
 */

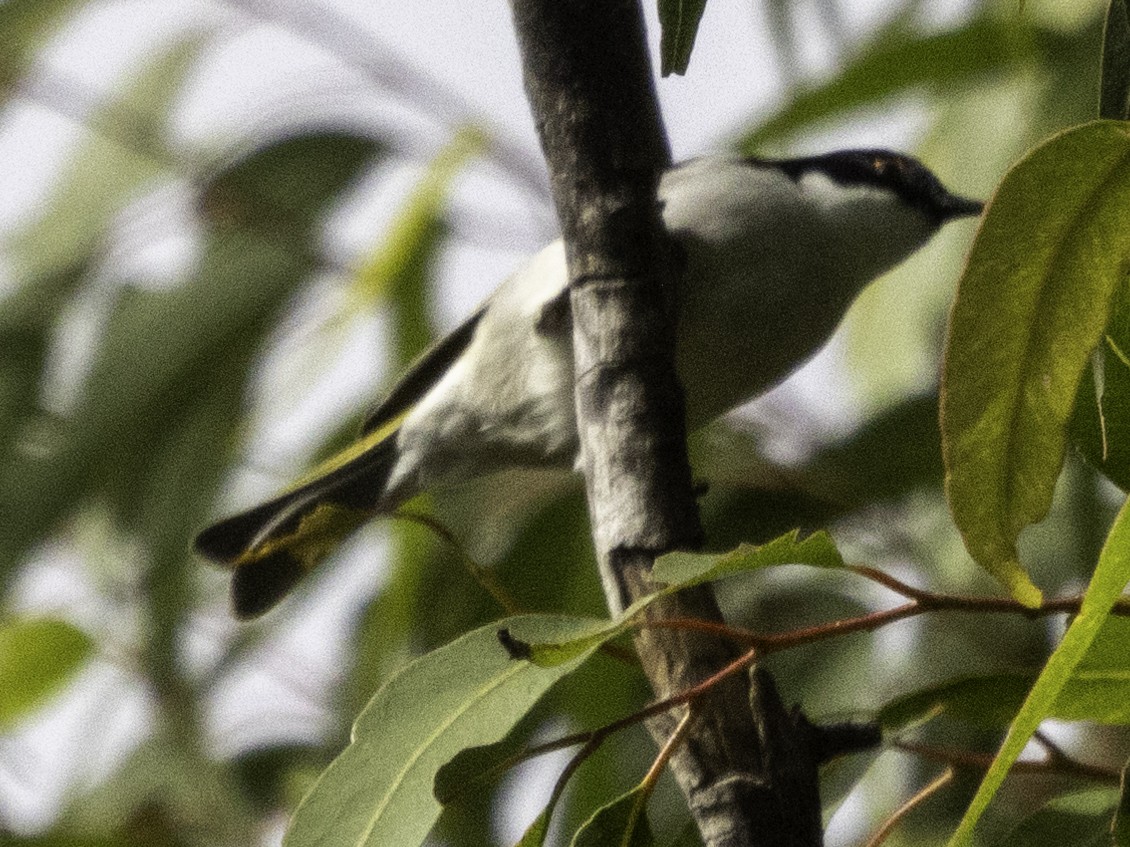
xmin=751 ymin=149 xmax=983 ymax=225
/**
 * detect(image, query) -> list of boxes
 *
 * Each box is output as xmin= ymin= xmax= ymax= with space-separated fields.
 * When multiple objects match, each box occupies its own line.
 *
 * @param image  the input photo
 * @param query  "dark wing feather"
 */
xmin=362 ymin=306 xmax=485 ymax=435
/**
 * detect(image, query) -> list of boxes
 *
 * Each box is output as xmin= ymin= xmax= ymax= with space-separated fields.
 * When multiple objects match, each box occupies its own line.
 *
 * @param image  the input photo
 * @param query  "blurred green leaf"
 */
xmin=738 ymin=16 xmax=1040 ymax=151
xmin=6 ymin=34 xmax=208 ymax=280
xmin=284 ymin=614 xmax=603 ymax=847
xmin=0 ymin=37 xmax=211 ymax=555
xmin=0 ymin=833 xmax=123 ymax=847
xmin=879 ymin=672 xmax=1036 ymax=733
xmin=0 ymin=261 xmax=89 ymax=464
xmin=60 ymin=734 xmax=257 ymax=847
xmin=351 ymin=128 xmax=482 ymax=362
xmin=0 ymin=617 xmax=91 ymax=729
xmin=993 ymin=789 xmax=1119 ymax=847
xmin=0 ymin=0 xmax=86 ymax=90
xmin=570 ymin=785 xmax=656 ymax=847
xmin=0 ymin=132 xmax=381 ymax=594
xmin=658 ymin=0 xmax=708 ymax=76
xmin=433 ymin=737 xmax=520 ymax=805
xmin=1101 ymin=0 xmax=1130 ymax=120
xmin=948 ymin=495 xmax=1130 ymax=847
xmin=942 ymin=121 xmax=1130 ymax=606
xmin=337 ymin=516 xmax=441 ymax=723
xmin=202 ymin=132 xmax=379 ymax=235
xmin=805 ymin=392 xmax=944 ymax=503
xmin=880 ymin=618 xmax=1130 ymax=732
xmin=665 ymin=821 xmax=706 ymax=847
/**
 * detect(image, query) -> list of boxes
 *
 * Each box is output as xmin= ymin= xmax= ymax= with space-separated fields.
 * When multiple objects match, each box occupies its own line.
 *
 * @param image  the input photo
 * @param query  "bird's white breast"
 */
xmin=394 ymin=156 xmax=937 ymax=491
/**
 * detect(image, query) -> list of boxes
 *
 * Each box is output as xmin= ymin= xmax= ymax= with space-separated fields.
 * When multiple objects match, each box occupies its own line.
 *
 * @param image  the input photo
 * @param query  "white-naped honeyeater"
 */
xmin=195 ymin=150 xmax=982 ymax=618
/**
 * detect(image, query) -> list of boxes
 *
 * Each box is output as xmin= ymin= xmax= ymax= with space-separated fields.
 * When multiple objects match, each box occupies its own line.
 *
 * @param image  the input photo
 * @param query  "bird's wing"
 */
xmin=361 ymin=305 xmax=486 ymax=436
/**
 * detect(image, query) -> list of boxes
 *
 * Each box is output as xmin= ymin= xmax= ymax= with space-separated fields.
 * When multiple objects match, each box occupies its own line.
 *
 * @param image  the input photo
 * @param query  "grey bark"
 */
xmin=507 ymin=1 xmax=824 ymax=845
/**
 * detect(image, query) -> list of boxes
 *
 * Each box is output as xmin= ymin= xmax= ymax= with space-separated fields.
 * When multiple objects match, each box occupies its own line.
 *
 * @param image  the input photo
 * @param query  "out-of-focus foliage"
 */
xmin=0 ymin=617 xmax=91 ymax=729
xmin=0 ymin=1 xmax=1126 ymax=846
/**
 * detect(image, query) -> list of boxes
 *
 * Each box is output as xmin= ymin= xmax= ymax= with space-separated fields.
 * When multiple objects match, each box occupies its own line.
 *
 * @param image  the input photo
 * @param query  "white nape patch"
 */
xmin=796 ymin=170 xmax=888 ymax=215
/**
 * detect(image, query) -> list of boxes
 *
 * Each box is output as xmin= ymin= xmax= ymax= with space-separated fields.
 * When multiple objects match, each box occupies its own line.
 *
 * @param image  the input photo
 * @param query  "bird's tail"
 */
xmin=195 ymin=425 xmax=404 ymax=619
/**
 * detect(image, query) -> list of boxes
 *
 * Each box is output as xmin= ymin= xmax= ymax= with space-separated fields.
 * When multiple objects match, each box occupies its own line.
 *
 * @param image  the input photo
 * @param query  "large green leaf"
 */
xmin=283 ymin=614 xmax=603 ymax=847
xmin=947 ymin=495 xmax=1130 ymax=846
xmin=0 ymin=617 xmax=92 ymax=729
xmin=942 ymin=122 xmax=1130 ymax=606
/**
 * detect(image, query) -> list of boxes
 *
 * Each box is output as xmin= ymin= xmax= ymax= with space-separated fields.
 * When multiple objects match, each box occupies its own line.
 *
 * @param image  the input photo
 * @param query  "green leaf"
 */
xmin=880 ymin=620 xmax=1130 ymax=732
xmin=1054 ymin=616 xmax=1130 ymax=724
xmin=351 ymin=127 xmax=481 ymax=356
xmin=520 ymin=530 xmax=844 ymax=667
xmin=737 ymin=16 xmax=1039 ymax=150
xmin=878 ymin=672 xmax=1036 ymax=732
xmin=665 ymin=821 xmax=706 ymax=847
xmin=283 ymin=614 xmax=603 ymax=847
xmin=432 ymin=738 xmax=521 ymax=806
xmin=653 ymin=529 xmax=845 ymax=587
xmin=0 ymin=261 xmax=89 ymax=465
xmin=0 ymin=617 xmax=92 ymax=729
xmin=515 ymin=809 xmax=554 ymax=846
xmin=570 ymin=786 xmax=656 ymax=847
xmin=59 ymin=733 xmax=257 ymax=844
xmin=1101 ymin=0 xmax=1130 ymax=120
xmin=947 ymin=494 xmax=1130 ymax=847
xmin=993 ymin=789 xmax=1119 ymax=847
xmin=803 ymin=392 xmax=945 ymax=504
xmin=657 ymin=0 xmax=709 ymax=77
xmin=203 ymin=132 xmax=380 ymax=236
xmin=942 ymin=121 xmax=1130 ymax=606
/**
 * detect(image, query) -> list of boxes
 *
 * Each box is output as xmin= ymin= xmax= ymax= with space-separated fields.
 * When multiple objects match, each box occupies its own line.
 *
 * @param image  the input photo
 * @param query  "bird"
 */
xmin=195 ymin=149 xmax=982 ymax=618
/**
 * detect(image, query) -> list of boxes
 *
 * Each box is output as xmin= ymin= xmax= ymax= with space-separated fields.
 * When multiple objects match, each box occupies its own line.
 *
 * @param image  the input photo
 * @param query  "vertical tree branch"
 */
xmin=507 ymin=2 xmax=823 ymax=845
